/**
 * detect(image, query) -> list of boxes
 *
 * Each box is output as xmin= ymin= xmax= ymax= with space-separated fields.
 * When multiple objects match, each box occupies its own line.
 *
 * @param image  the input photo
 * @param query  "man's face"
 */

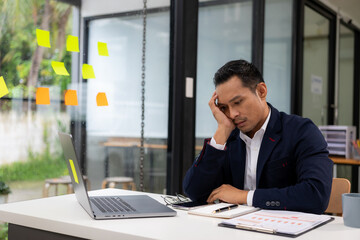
xmin=215 ymin=76 xmax=268 ymax=138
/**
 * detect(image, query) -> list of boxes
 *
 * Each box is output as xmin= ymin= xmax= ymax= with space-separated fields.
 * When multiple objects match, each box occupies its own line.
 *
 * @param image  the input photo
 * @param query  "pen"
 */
xmin=212 ymin=204 xmax=238 ymax=213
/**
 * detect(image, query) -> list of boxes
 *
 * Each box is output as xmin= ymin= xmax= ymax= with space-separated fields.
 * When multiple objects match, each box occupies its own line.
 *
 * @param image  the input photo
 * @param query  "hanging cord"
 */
xmin=139 ymin=0 xmax=147 ymax=192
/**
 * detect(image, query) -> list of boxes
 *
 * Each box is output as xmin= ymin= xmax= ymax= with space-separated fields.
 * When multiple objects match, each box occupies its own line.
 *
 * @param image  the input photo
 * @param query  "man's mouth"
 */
xmin=235 ymin=120 xmax=246 ymax=127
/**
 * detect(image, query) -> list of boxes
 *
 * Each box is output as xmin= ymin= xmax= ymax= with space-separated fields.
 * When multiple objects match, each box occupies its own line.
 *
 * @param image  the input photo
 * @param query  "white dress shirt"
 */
xmin=210 ymin=109 xmax=271 ymax=206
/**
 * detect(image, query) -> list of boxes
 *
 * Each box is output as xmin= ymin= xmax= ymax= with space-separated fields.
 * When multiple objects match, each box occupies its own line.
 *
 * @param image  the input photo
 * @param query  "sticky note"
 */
xmin=82 ymin=64 xmax=95 ymax=79
xmin=96 ymin=92 xmax=108 ymax=106
xmin=98 ymin=42 xmax=109 ymax=56
xmin=69 ymin=159 xmax=79 ymax=184
xmin=36 ymin=29 xmax=51 ymax=48
xmin=66 ymin=35 xmax=79 ymax=52
xmin=51 ymin=61 xmax=70 ymax=76
xmin=64 ymin=90 xmax=78 ymax=106
xmin=36 ymin=87 xmax=50 ymax=105
xmin=0 ymin=76 xmax=9 ymax=98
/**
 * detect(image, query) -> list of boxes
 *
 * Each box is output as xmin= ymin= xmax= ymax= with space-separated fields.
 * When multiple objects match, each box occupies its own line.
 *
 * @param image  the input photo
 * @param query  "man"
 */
xmin=183 ymin=59 xmax=333 ymax=214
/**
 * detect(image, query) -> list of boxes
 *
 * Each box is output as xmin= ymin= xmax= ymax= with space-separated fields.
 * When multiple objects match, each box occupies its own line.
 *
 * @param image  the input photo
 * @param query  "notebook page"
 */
xmin=188 ymin=203 xmax=258 ymax=219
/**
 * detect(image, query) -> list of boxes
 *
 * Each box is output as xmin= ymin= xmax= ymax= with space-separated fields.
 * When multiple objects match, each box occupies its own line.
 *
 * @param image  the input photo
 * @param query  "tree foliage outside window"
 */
xmin=0 ymin=0 xmax=73 ymax=99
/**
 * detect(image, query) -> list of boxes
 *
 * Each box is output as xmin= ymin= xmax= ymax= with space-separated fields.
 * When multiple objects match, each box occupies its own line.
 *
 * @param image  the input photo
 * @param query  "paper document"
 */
xmin=220 ymin=210 xmax=332 ymax=236
xmin=188 ymin=203 xmax=258 ymax=219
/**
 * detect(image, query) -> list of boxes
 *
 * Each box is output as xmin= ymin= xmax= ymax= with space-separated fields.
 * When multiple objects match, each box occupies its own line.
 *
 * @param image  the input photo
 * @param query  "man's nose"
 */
xmin=229 ymin=107 xmax=239 ymax=119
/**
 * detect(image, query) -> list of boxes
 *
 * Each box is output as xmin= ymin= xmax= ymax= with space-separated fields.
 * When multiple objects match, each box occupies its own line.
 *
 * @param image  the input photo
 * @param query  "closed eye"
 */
xmin=219 ymin=106 xmax=227 ymax=112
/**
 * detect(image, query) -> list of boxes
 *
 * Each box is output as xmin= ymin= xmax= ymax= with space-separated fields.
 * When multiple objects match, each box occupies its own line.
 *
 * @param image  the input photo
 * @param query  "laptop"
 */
xmin=58 ymin=132 xmax=177 ymax=220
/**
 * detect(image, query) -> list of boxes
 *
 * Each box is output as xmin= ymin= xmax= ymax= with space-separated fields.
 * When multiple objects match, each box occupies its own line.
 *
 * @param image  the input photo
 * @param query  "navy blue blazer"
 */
xmin=183 ymin=104 xmax=333 ymax=214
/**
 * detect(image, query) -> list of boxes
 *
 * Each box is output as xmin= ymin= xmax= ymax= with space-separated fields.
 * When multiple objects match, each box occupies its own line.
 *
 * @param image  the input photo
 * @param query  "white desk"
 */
xmin=0 ymin=189 xmax=359 ymax=240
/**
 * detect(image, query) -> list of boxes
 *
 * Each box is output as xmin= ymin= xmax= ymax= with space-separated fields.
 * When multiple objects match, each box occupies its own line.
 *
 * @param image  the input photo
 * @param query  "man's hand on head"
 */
xmin=208 ymin=91 xmax=235 ymax=144
xmin=207 ymin=184 xmax=248 ymax=205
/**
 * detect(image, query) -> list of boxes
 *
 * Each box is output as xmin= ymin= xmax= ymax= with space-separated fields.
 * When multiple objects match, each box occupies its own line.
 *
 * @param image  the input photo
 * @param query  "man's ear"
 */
xmin=256 ymin=82 xmax=267 ymax=99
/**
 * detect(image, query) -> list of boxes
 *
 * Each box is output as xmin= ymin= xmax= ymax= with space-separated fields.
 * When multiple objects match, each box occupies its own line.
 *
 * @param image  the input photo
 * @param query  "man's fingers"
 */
xmin=208 ymin=91 xmax=217 ymax=107
xmin=207 ymin=185 xmax=223 ymax=203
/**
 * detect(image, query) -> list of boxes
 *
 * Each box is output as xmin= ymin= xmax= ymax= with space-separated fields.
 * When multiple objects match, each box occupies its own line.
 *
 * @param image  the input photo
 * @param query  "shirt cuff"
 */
xmin=210 ymin=137 xmax=226 ymax=150
xmin=246 ymin=190 xmax=255 ymax=206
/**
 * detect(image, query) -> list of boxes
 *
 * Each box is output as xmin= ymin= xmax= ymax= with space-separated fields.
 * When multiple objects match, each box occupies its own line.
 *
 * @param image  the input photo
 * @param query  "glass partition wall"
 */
xmin=302 ymin=6 xmax=330 ymax=126
xmin=0 ymin=0 xmax=74 ymax=202
xmin=195 ymin=0 xmax=294 ymax=155
xmin=195 ymin=0 xmax=253 ymax=155
xmin=338 ymin=24 xmax=355 ymax=126
xmin=85 ymin=8 xmax=170 ymax=193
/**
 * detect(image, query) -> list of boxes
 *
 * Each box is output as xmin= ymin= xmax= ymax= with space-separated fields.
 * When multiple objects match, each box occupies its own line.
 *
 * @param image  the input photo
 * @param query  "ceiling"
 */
xmin=325 ymin=0 xmax=360 ymax=26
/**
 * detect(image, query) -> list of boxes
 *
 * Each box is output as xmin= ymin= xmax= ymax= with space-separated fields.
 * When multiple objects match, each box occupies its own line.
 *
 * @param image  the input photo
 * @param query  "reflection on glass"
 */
xmin=263 ymin=0 xmax=293 ymax=113
xmin=195 ymin=0 xmax=253 ymax=155
xmin=0 ymin=0 xmax=73 ymax=202
xmin=338 ymin=24 xmax=354 ymax=126
xmin=86 ymin=9 xmax=170 ymax=193
xmin=302 ymin=6 xmax=330 ymax=125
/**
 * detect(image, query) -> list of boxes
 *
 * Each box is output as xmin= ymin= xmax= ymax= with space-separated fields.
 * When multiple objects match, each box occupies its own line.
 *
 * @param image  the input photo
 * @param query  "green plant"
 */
xmin=0 ymin=223 xmax=8 ymax=240
xmin=0 ymin=181 xmax=11 ymax=195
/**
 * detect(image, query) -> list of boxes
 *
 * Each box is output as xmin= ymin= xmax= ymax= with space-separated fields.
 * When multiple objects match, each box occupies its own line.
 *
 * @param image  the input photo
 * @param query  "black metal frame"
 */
xmin=57 ymin=0 xmax=81 ymax=7
xmin=252 ymin=0 xmax=265 ymax=73
xmin=167 ymin=0 xmax=198 ymax=195
xmin=291 ymin=0 xmax=305 ymax=115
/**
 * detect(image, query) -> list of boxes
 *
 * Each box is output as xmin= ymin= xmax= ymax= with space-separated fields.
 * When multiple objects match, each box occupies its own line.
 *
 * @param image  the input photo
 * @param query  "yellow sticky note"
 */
xmin=69 ymin=159 xmax=79 ymax=184
xmin=0 ymin=76 xmax=9 ymax=98
xmin=98 ymin=42 xmax=109 ymax=56
xmin=96 ymin=92 xmax=108 ymax=106
xmin=82 ymin=64 xmax=95 ymax=79
xmin=66 ymin=35 xmax=79 ymax=52
xmin=36 ymin=87 xmax=50 ymax=105
xmin=64 ymin=90 xmax=78 ymax=106
xmin=36 ymin=29 xmax=51 ymax=48
xmin=51 ymin=61 xmax=70 ymax=76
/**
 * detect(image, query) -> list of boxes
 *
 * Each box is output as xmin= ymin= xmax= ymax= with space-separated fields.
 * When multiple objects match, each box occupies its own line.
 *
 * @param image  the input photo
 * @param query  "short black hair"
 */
xmin=213 ymin=59 xmax=264 ymax=92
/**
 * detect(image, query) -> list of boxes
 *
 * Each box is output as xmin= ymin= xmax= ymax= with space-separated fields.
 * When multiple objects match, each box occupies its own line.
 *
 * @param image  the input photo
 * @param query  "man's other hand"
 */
xmin=207 ymin=184 xmax=248 ymax=204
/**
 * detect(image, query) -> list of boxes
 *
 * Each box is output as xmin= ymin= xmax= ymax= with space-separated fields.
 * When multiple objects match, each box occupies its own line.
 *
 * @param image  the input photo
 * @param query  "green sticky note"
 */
xmin=98 ymin=42 xmax=109 ymax=56
xmin=0 ymin=76 xmax=9 ymax=98
xmin=51 ymin=61 xmax=70 ymax=76
xmin=36 ymin=29 xmax=51 ymax=48
xmin=82 ymin=64 xmax=95 ymax=79
xmin=66 ymin=35 xmax=79 ymax=52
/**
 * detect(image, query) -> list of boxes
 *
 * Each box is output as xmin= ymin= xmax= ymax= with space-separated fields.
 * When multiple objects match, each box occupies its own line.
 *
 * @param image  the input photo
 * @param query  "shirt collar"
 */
xmin=240 ymin=108 xmax=271 ymax=142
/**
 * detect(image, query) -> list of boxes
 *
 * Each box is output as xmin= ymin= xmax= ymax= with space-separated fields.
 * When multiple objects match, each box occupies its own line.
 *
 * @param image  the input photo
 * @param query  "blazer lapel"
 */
xmin=256 ymin=104 xmax=282 ymax=187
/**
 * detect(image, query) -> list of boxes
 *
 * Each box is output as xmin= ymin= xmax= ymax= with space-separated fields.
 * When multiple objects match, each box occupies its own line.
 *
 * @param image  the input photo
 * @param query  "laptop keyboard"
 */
xmin=90 ymin=197 xmax=137 ymax=213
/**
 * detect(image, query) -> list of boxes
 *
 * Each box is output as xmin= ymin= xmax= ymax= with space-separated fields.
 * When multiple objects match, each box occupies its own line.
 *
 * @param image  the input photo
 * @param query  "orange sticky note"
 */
xmin=36 ymin=87 xmax=50 ymax=105
xmin=0 ymin=76 xmax=9 ymax=98
xmin=36 ymin=29 xmax=51 ymax=48
xmin=51 ymin=61 xmax=70 ymax=76
xmin=64 ymin=90 xmax=78 ymax=106
xmin=66 ymin=35 xmax=79 ymax=52
xmin=98 ymin=42 xmax=109 ymax=56
xmin=96 ymin=92 xmax=108 ymax=106
xmin=82 ymin=64 xmax=95 ymax=79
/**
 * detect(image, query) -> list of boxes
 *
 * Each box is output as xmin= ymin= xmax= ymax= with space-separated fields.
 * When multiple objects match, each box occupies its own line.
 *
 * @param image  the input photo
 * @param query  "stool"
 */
xmin=101 ymin=177 xmax=136 ymax=190
xmin=43 ymin=175 xmax=90 ymax=197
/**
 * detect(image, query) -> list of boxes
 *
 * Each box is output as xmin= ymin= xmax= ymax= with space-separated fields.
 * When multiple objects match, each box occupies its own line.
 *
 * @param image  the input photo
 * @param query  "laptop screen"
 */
xmin=58 ymin=132 xmax=95 ymax=217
